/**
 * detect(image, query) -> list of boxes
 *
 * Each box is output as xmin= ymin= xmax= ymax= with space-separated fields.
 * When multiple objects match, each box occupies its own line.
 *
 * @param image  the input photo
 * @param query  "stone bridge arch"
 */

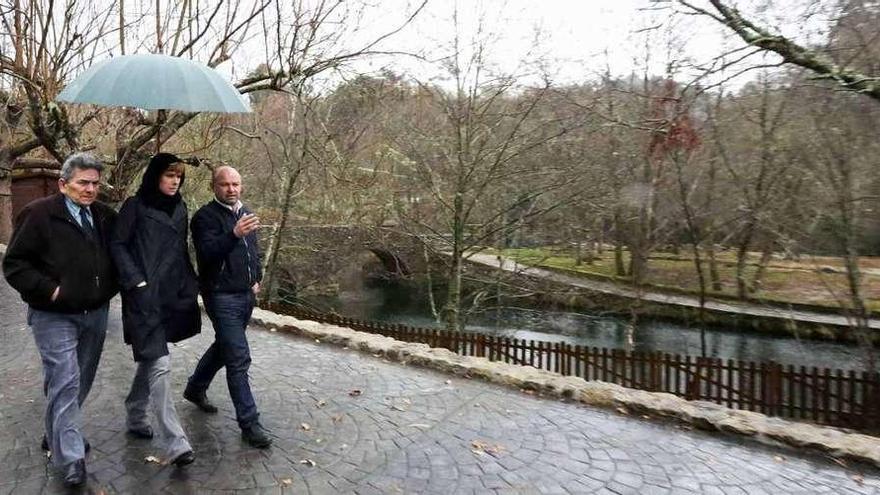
xmin=277 ymin=225 xmax=427 ymax=297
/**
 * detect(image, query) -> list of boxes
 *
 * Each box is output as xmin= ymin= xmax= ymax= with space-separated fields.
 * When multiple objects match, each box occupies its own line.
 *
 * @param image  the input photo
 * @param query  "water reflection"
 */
xmin=300 ymin=282 xmax=865 ymax=372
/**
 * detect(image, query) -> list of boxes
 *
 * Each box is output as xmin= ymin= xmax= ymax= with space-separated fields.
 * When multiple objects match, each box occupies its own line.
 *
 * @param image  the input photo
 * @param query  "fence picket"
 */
xmin=283 ymin=307 xmax=875 ymax=431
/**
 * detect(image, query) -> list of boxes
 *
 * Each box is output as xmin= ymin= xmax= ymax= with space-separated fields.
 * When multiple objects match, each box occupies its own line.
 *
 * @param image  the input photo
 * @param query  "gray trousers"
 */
xmin=125 ymin=354 xmax=191 ymax=461
xmin=29 ymin=304 xmax=108 ymax=469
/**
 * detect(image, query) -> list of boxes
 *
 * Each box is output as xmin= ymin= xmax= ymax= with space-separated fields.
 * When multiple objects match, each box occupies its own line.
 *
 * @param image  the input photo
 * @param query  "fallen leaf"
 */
xmin=299 ymin=459 xmax=316 ymax=467
xmin=408 ymin=424 xmax=431 ymax=429
xmin=316 ymin=400 xmax=327 ymax=408
xmin=349 ymin=389 xmax=362 ymax=397
xmin=471 ymin=440 xmax=505 ymax=457
xmin=773 ymin=456 xmax=785 ymax=463
xmin=144 ymin=455 xmax=161 ymax=464
xmin=833 ymin=458 xmax=848 ymax=468
xmin=279 ymin=478 xmax=293 ymax=486
xmin=332 ymin=415 xmax=343 ymax=423
xmin=615 ymin=407 xmax=628 ymax=415
xmin=853 ymin=474 xmax=864 ymax=486
xmin=300 ymin=423 xmax=311 ymax=431
xmin=444 ymin=380 xmax=452 ymax=385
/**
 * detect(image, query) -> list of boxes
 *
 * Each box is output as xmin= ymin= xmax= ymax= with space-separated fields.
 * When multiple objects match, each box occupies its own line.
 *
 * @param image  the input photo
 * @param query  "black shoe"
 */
xmin=127 ymin=425 xmax=154 ymax=439
xmin=241 ymin=424 xmax=272 ymax=449
xmin=171 ymin=450 xmax=195 ymax=467
xmin=63 ymin=459 xmax=86 ymax=488
xmin=183 ymin=388 xmax=218 ymax=413
xmin=42 ymin=435 xmax=90 ymax=453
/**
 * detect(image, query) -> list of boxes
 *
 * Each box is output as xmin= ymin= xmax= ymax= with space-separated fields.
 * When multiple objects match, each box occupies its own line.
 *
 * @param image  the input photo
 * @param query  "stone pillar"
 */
xmin=10 ymin=158 xmax=60 ymax=234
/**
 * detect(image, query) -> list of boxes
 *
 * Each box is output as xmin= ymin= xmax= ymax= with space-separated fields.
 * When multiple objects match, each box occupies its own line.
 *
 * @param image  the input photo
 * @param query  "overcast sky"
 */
xmin=327 ymin=0 xmax=834 ymax=91
xmin=98 ymin=1 xmax=837 ymax=93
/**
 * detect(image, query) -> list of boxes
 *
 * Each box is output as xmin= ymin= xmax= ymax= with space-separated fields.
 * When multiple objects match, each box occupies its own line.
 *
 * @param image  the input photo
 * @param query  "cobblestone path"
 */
xmin=1 ymin=277 xmax=879 ymax=494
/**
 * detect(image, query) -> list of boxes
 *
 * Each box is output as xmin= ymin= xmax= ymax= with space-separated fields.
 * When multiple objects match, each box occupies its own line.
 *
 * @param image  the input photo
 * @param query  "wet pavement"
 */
xmin=1 ymin=276 xmax=879 ymax=494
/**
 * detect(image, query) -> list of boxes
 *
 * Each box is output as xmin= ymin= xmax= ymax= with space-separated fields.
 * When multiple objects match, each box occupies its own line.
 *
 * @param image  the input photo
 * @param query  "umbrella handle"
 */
xmin=156 ymin=109 xmax=166 ymax=153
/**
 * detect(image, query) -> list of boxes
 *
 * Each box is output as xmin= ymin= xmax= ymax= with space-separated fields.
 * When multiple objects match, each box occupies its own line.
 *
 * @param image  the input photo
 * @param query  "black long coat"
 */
xmin=110 ymin=196 xmax=200 ymax=361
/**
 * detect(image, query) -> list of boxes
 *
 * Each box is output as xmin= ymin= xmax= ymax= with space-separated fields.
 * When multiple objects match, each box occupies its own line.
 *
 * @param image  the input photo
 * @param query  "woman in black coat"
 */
xmin=110 ymin=153 xmax=200 ymax=467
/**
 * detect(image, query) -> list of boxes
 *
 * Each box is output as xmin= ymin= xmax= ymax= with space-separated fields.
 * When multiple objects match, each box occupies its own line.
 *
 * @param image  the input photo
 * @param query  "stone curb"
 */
xmin=251 ymin=306 xmax=880 ymax=469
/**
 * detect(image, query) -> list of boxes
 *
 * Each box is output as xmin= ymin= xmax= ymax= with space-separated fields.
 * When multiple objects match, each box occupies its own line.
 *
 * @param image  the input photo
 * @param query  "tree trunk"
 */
xmin=749 ymin=241 xmax=774 ymax=294
xmin=735 ymin=218 xmax=757 ymax=299
xmin=0 ymin=150 xmax=12 ymax=243
xmin=443 ymin=248 xmax=463 ymax=332
xmin=672 ymin=150 xmax=708 ymax=357
xmin=837 ymin=166 xmax=875 ymax=372
xmin=614 ymin=246 xmax=626 ymax=277
xmin=442 ymin=191 xmax=465 ymax=332
xmin=706 ymin=241 xmax=723 ymax=292
xmin=612 ymin=208 xmax=627 ymax=276
xmin=259 ymin=163 xmax=302 ymax=306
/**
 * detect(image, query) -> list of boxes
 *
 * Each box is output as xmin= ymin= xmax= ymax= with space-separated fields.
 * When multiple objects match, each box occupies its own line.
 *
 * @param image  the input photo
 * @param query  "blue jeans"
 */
xmin=187 ymin=291 xmax=259 ymax=429
xmin=28 ymin=304 xmax=109 ymax=468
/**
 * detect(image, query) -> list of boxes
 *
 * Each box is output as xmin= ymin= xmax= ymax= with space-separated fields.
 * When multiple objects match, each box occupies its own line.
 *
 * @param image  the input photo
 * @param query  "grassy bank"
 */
xmin=485 ymin=246 xmax=880 ymax=313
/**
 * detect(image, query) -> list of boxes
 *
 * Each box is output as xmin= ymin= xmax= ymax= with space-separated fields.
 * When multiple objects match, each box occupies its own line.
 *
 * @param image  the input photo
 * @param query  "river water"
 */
xmin=296 ymin=281 xmax=867 ymax=372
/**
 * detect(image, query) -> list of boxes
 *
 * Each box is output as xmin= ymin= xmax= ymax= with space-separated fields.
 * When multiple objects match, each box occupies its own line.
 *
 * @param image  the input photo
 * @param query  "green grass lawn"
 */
xmin=485 ymin=246 xmax=880 ymax=312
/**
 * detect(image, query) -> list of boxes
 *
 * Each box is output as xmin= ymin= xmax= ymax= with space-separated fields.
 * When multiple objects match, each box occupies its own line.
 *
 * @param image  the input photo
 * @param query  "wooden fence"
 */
xmin=280 ymin=307 xmax=880 ymax=432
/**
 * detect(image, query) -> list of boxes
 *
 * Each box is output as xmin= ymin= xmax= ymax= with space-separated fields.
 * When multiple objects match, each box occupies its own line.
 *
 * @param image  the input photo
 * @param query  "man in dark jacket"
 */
xmin=183 ymin=165 xmax=271 ymax=448
xmin=3 ymin=152 xmax=118 ymax=488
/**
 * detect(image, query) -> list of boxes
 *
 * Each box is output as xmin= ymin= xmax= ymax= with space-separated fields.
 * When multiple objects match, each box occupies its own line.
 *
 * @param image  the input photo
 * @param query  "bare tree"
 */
xmin=678 ymin=0 xmax=880 ymax=102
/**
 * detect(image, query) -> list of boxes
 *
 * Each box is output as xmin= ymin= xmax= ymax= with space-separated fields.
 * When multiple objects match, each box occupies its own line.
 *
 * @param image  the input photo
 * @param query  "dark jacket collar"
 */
xmin=208 ymin=198 xmax=249 ymax=217
xmin=47 ymin=193 xmax=112 ymax=221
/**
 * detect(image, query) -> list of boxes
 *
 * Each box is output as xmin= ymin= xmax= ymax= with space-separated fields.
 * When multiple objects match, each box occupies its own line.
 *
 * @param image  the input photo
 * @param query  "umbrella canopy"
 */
xmin=56 ymin=53 xmax=251 ymax=113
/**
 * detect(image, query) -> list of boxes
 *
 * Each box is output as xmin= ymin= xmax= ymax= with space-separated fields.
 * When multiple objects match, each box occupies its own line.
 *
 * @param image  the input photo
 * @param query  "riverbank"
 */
xmin=463 ymin=252 xmax=880 ymax=342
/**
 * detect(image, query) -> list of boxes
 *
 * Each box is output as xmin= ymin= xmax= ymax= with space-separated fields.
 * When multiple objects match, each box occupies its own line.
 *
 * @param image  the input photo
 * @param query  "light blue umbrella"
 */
xmin=56 ymin=53 xmax=251 ymax=113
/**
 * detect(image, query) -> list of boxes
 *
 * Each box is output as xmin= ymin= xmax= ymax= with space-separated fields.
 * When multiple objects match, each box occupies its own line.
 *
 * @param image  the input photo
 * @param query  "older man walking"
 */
xmin=183 ymin=166 xmax=271 ymax=448
xmin=3 ymin=153 xmax=118 ymax=487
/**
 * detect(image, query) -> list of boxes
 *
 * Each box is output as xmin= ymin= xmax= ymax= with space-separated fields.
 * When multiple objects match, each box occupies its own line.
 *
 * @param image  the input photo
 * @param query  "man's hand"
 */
xmin=51 ymin=286 xmax=60 ymax=302
xmin=233 ymin=213 xmax=260 ymax=238
xmin=252 ymin=282 xmax=261 ymax=295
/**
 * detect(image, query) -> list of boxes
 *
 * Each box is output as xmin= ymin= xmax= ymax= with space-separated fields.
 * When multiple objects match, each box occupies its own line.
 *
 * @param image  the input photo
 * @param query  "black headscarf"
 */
xmin=137 ymin=153 xmax=184 ymax=216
